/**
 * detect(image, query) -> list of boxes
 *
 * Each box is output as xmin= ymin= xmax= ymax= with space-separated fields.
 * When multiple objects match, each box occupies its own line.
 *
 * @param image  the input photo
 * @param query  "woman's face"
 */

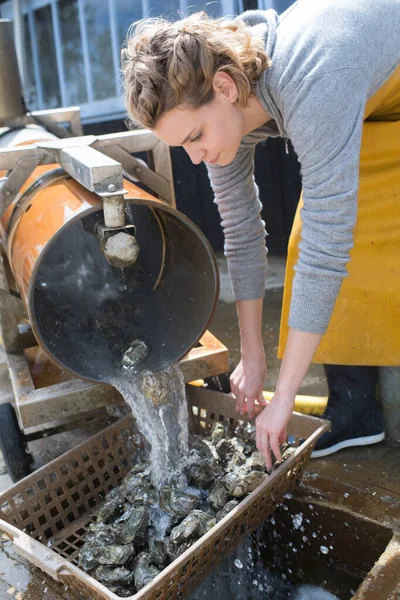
xmin=152 ymin=73 xmax=245 ymax=167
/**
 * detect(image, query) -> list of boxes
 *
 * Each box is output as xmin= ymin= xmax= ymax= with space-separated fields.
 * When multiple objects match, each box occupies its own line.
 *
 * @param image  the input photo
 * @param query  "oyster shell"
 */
xmin=201 ymin=439 xmax=221 ymax=462
xmin=215 ymin=438 xmax=245 ymax=463
xmin=246 ymin=451 xmax=266 ymax=471
xmin=140 ymin=370 xmax=169 ymax=404
xmin=165 ymin=538 xmax=192 ymax=561
xmin=216 ymin=500 xmax=239 ymax=522
xmin=159 ymin=485 xmax=199 ymax=519
xmin=185 ymin=457 xmax=216 ymax=489
xmin=133 ymin=552 xmax=160 ymax=590
xmin=109 ymin=586 xmax=135 ymax=598
xmin=125 ymin=485 xmax=157 ymax=506
xmin=210 ymin=422 xmax=226 ymax=445
xmin=170 ymin=510 xmax=216 ymax=544
xmin=93 ymin=543 xmax=135 ymax=566
xmin=226 ymin=450 xmax=247 ymax=471
xmin=282 ymin=445 xmax=296 ymax=461
xmin=114 ymin=504 xmax=148 ymax=545
xmin=234 ymin=422 xmax=256 ymax=443
xmin=78 ymin=543 xmax=99 ymax=571
xmin=148 ymin=535 xmax=168 ymax=568
xmin=96 ymin=493 xmax=125 ymax=524
xmin=223 ymin=468 xmax=266 ymax=498
xmin=122 ymin=340 xmax=148 ymax=371
xmin=95 ymin=565 xmax=134 ymax=585
xmin=208 ymin=480 xmax=229 ymax=510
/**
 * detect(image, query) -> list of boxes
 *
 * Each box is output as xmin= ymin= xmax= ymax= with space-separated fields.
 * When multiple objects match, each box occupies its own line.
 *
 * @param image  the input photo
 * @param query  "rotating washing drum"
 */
xmin=30 ymin=199 xmax=219 ymax=383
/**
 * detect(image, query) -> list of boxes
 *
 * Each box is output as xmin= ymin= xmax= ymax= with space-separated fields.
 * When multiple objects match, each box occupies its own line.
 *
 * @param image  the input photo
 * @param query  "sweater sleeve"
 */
xmin=284 ymin=68 xmax=369 ymax=334
xmin=206 ymin=143 xmax=268 ymax=301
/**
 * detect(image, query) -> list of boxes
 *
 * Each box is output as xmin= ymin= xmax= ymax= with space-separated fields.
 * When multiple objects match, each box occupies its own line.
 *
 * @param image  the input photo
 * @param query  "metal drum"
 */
xmin=1 ymin=150 xmax=219 ymax=382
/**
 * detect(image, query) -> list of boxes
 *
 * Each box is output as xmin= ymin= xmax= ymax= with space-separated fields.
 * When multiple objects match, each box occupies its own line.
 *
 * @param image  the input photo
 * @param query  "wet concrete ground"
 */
xmin=0 ymin=255 xmax=398 ymax=599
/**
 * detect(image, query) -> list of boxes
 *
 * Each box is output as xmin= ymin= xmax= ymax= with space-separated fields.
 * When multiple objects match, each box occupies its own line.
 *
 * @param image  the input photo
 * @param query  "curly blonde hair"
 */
xmin=122 ymin=11 xmax=271 ymax=130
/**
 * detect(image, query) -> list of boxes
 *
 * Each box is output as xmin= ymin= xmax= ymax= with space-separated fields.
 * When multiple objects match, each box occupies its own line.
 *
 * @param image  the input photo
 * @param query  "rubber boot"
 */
xmin=311 ymin=365 xmax=385 ymax=458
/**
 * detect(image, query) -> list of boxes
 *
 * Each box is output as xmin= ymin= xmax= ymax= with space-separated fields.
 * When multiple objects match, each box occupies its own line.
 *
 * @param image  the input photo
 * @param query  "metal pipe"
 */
xmin=0 ymin=20 xmax=26 ymax=122
xmin=12 ymin=0 xmax=27 ymax=92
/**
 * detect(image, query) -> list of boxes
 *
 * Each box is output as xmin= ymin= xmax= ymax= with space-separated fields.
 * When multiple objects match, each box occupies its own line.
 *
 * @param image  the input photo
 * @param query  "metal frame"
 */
xmin=0 ymin=109 xmax=176 ymax=220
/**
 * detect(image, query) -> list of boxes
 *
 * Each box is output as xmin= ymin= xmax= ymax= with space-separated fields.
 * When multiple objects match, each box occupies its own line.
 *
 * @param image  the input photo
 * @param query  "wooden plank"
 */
xmin=17 ymin=379 xmax=122 ymax=429
xmin=10 ymin=330 xmax=230 ymax=430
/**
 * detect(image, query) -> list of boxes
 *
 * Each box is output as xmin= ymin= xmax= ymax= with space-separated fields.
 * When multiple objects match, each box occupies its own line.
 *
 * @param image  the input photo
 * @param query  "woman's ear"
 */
xmin=213 ymin=71 xmax=239 ymax=103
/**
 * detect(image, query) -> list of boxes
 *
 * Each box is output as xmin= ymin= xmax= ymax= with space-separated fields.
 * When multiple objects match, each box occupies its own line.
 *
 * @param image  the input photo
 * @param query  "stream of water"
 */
xmin=107 ymin=362 xmax=189 ymax=489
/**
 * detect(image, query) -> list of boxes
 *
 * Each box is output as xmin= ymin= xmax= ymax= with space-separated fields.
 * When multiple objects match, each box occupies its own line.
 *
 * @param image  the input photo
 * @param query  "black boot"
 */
xmin=311 ymin=365 xmax=385 ymax=458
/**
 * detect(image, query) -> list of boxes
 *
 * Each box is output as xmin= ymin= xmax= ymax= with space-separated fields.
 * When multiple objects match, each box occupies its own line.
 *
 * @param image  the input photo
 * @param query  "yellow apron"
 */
xmin=278 ymin=66 xmax=400 ymax=366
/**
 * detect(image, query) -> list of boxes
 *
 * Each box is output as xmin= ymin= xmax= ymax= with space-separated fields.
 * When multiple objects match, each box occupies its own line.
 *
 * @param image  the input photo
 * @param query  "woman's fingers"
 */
xmin=270 ymin=435 xmax=282 ymax=464
xmin=257 ymin=429 xmax=271 ymax=468
xmin=246 ymin=396 xmax=256 ymax=419
xmin=257 ymin=391 xmax=268 ymax=407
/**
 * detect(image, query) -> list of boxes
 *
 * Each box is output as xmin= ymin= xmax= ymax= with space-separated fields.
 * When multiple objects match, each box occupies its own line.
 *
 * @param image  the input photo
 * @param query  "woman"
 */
xmin=122 ymin=0 xmax=400 ymax=467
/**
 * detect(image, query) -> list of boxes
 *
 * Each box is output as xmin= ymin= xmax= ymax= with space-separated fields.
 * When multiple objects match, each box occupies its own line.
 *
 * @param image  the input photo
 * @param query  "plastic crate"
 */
xmin=0 ymin=387 xmax=329 ymax=600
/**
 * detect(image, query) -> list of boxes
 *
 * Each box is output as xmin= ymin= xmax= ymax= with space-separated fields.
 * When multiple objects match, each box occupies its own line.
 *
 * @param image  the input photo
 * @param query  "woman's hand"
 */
xmin=230 ymin=354 xmax=267 ymax=419
xmin=256 ymin=392 xmax=295 ymax=468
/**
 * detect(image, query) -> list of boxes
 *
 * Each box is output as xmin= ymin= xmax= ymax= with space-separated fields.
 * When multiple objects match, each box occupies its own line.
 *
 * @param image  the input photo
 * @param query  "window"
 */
xmin=0 ymin=0 xmax=244 ymax=122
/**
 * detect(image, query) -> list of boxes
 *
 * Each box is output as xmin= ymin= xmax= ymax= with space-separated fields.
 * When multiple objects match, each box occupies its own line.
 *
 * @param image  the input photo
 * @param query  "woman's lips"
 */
xmin=208 ymin=153 xmax=220 ymax=165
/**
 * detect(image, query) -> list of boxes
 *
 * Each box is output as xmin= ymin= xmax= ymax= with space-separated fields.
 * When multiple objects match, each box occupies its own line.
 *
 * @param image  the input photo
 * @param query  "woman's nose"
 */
xmin=184 ymin=146 xmax=205 ymax=165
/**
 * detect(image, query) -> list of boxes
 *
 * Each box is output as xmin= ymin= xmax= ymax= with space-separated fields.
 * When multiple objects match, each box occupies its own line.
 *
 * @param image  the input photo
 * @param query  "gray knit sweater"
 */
xmin=206 ymin=0 xmax=400 ymax=334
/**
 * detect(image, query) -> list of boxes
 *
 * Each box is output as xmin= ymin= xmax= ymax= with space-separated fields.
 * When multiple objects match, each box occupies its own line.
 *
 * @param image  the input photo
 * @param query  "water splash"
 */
xmin=108 ymin=363 xmax=189 ymax=489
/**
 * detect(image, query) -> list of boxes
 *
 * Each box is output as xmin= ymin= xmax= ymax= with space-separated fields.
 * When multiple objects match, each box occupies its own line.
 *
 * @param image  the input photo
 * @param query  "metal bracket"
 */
xmin=0 ymin=128 xmax=176 ymax=227
xmin=0 ymin=154 xmax=44 ymax=215
xmin=27 ymin=106 xmax=83 ymax=137
xmin=100 ymin=144 xmax=171 ymax=204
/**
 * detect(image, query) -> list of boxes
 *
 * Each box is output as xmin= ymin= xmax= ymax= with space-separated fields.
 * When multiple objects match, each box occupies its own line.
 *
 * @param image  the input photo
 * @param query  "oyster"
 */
xmin=96 ymin=493 xmax=125 ymax=524
xmin=185 ymin=457 xmax=216 ymax=489
xmin=246 ymin=451 xmax=266 ymax=471
xmin=234 ymin=421 xmax=256 ymax=443
xmin=125 ymin=485 xmax=157 ymax=506
xmin=216 ymin=500 xmax=239 ymax=522
xmin=159 ymin=485 xmax=199 ymax=519
xmin=282 ymin=445 xmax=296 ymax=461
xmin=170 ymin=510 xmax=216 ymax=544
xmin=122 ymin=470 xmax=151 ymax=497
xmin=95 ymin=565 xmax=134 ymax=585
xmin=210 ymin=422 xmax=226 ymax=445
xmin=165 ymin=539 xmax=192 ymax=561
xmin=114 ymin=504 xmax=148 ymax=545
xmin=226 ymin=450 xmax=247 ymax=471
xmin=133 ymin=552 xmax=160 ymax=590
xmin=148 ymin=535 xmax=168 ymax=568
xmin=208 ymin=480 xmax=229 ymax=510
xmin=93 ymin=543 xmax=135 ymax=566
xmin=109 ymin=587 xmax=135 ymax=598
xmin=223 ymin=468 xmax=266 ymax=498
xmin=140 ymin=370 xmax=169 ymax=404
xmin=78 ymin=543 xmax=99 ymax=571
xmin=201 ymin=439 xmax=221 ymax=462
xmin=122 ymin=340 xmax=148 ymax=371
xmin=215 ymin=438 xmax=245 ymax=463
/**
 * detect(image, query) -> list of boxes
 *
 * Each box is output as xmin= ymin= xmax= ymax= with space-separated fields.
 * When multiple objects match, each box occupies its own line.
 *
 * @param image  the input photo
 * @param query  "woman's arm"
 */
xmin=230 ymin=298 xmax=267 ymax=418
xmin=256 ymin=328 xmax=321 ymax=467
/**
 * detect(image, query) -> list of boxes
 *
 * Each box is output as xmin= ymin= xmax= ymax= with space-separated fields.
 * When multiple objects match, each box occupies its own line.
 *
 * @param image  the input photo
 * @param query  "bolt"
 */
xmin=4 ymin=190 xmax=11 ymax=196
xmin=135 ymin=168 xmax=142 ymax=175
xmin=108 ymin=183 xmax=117 ymax=193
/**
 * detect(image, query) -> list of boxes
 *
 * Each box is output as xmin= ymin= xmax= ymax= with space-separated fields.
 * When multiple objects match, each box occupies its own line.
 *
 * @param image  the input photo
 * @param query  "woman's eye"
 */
xmin=190 ymin=132 xmax=202 ymax=143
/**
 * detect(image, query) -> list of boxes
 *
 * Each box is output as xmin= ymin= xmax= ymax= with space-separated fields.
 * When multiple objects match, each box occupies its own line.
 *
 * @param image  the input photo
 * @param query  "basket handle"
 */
xmin=0 ymin=519 xmax=73 ymax=581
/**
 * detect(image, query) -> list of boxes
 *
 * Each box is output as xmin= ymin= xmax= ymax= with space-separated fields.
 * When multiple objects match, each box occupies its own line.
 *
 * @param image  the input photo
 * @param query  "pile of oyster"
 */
xmin=78 ymin=421 xmax=295 ymax=597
